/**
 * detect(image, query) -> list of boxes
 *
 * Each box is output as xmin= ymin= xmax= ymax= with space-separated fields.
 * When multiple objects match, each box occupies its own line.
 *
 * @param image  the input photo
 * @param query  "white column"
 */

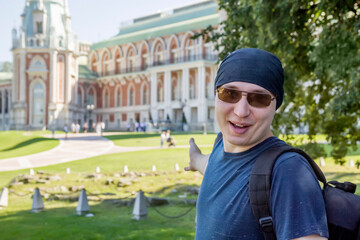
xmin=197 ymin=36 xmax=203 ymax=59
xmin=19 ymin=51 xmax=26 ymax=102
xmin=7 ymin=89 xmax=11 ymax=129
xmin=164 ymin=70 xmax=171 ymax=120
xmin=150 ymin=72 xmax=158 ymax=122
xmin=182 ymin=68 xmax=190 ymax=122
xmin=49 ymin=50 xmax=58 ymax=104
xmin=197 ymin=66 xmax=207 ymax=122
xmin=64 ymin=52 xmax=72 ymax=125
xmin=65 ymin=53 xmax=72 ymax=104
xmin=1 ymin=89 xmax=4 ymax=130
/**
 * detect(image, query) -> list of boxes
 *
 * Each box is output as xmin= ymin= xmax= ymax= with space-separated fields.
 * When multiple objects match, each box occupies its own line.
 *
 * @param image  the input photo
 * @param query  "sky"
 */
xmin=0 ymin=0 xmax=204 ymax=63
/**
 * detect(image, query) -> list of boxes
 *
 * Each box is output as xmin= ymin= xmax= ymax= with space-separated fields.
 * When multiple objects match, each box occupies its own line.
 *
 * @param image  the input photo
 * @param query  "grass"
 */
xmin=0 ymin=132 xmax=359 ymax=239
xmin=105 ymin=132 xmax=217 ymax=147
xmin=0 ymin=131 xmax=59 ymax=160
xmin=0 ymin=148 xmax=205 ymax=240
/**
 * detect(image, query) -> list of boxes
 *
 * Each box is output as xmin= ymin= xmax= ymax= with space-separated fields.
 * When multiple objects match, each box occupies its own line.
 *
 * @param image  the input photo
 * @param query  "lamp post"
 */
xmin=86 ymin=104 xmax=94 ymax=132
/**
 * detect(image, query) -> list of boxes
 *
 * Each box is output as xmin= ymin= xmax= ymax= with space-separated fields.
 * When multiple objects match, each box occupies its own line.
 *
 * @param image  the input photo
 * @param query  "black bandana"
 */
xmin=215 ymin=48 xmax=284 ymax=109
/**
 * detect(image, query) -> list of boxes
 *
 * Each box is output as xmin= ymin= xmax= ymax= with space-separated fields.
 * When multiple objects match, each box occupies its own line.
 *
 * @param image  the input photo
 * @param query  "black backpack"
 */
xmin=249 ymin=144 xmax=360 ymax=240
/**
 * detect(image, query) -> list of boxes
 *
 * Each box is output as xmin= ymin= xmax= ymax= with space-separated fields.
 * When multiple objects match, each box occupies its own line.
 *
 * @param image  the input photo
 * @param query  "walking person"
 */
xmin=160 ymin=130 xmax=166 ymax=148
xmin=63 ymin=124 xmax=68 ymax=139
xmin=185 ymin=48 xmax=328 ymax=240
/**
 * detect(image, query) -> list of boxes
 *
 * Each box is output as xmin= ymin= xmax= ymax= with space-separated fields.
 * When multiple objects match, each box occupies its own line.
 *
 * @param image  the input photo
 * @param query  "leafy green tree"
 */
xmin=0 ymin=61 xmax=13 ymax=72
xmin=195 ymin=0 xmax=360 ymax=164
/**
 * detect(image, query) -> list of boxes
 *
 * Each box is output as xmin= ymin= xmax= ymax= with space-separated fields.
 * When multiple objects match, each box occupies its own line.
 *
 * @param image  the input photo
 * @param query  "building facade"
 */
xmin=2 ymin=0 xmax=223 ymax=131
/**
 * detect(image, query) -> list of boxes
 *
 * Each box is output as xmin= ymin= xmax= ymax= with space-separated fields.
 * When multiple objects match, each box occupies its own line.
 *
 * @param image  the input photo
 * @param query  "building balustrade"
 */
xmin=101 ymin=53 xmax=218 ymax=76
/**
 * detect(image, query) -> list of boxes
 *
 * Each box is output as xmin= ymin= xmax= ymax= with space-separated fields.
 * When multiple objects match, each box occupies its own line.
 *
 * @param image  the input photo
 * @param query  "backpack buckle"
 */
xmin=259 ymin=216 xmax=273 ymax=233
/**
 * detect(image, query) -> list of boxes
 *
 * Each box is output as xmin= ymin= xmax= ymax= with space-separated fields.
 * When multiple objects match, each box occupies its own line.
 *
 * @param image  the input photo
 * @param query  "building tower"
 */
xmin=11 ymin=0 xmax=78 ymax=129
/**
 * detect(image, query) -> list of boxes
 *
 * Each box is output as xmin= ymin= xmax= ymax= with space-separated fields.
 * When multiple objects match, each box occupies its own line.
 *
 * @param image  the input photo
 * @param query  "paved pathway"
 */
xmin=0 ymin=132 xmax=161 ymax=172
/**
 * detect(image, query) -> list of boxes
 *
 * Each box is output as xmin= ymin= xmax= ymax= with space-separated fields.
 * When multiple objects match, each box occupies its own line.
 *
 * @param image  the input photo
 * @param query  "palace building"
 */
xmin=0 ymin=0 xmax=224 ymax=131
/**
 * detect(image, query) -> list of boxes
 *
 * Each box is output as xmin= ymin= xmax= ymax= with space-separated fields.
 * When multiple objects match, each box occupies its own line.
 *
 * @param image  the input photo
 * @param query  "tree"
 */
xmin=195 ymin=0 xmax=360 ymax=164
xmin=0 ymin=61 xmax=13 ymax=72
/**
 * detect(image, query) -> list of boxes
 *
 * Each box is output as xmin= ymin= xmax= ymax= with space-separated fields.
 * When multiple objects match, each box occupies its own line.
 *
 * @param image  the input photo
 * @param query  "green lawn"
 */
xmin=0 ymin=131 xmax=59 ymax=160
xmin=0 ymin=147 xmax=206 ymax=240
xmin=105 ymin=132 xmax=217 ymax=147
xmin=0 ymin=132 xmax=359 ymax=239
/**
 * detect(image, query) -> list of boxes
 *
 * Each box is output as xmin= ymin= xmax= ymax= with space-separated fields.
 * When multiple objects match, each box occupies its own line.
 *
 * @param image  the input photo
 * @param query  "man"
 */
xmin=185 ymin=48 xmax=328 ymax=240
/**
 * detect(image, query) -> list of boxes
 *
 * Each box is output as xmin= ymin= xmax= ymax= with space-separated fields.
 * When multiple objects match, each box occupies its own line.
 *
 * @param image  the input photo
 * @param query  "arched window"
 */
xmin=142 ymin=84 xmax=148 ymax=105
xmin=157 ymin=81 xmax=164 ymax=102
xmin=171 ymin=78 xmax=180 ymax=101
xmin=102 ymin=52 xmax=110 ymax=76
xmin=36 ymin=22 xmax=43 ymax=34
xmin=115 ymin=50 xmax=121 ymax=74
xmin=77 ymin=88 xmax=83 ymax=107
xmin=32 ymin=82 xmax=45 ymax=126
xmin=169 ymin=38 xmax=178 ymax=64
xmin=154 ymin=43 xmax=163 ymax=66
xmin=127 ymin=48 xmax=136 ymax=72
xmin=184 ymin=37 xmax=195 ymax=61
xmin=4 ymin=90 xmax=8 ymax=114
xmin=205 ymin=75 xmax=211 ymax=98
xmin=117 ymin=88 xmax=122 ymax=107
xmin=129 ymin=86 xmax=135 ymax=106
xmin=141 ymin=46 xmax=148 ymax=70
xmin=104 ymin=89 xmax=110 ymax=108
xmin=189 ymin=77 xmax=196 ymax=99
xmin=88 ymin=88 xmax=95 ymax=106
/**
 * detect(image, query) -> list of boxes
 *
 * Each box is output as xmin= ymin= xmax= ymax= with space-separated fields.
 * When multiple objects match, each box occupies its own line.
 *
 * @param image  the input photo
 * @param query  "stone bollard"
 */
xmin=349 ymin=159 xmax=355 ymax=168
xmin=123 ymin=165 xmax=129 ymax=173
xmin=175 ymin=163 xmax=180 ymax=172
xmin=31 ymin=187 xmax=44 ymax=213
xmin=319 ymin=157 xmax=326 ymax=167
xmin=76 ymin=189 xmax=90 ymax=216
xmin=133 ymin=190 xmax=148 ymax=220
xmin=0 ymin=187 xmax=9 ymax=208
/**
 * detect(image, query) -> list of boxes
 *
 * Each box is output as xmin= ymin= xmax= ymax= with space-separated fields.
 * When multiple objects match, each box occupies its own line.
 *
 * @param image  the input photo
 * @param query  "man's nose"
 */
xmin=233 ymin=94 xmax=250 ymax=117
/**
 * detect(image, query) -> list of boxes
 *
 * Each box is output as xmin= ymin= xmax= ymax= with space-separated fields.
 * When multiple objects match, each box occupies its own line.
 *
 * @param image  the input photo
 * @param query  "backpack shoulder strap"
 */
xmin=249 ymin=144 xmax=327 ymax=240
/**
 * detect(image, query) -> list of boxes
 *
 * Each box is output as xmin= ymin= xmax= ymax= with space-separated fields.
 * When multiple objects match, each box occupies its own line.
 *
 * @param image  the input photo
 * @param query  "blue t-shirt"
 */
xmin=195 ymin=136 xmax=328 ymax=240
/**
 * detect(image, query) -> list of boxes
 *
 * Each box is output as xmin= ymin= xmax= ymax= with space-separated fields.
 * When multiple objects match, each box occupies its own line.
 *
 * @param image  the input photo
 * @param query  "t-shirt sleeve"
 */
xmin=270 ymin=152 xmax=329 ymax=240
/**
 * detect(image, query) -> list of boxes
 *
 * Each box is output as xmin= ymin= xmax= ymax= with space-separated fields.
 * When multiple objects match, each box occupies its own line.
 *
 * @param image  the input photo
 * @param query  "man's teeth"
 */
xmin=234 ymin=124 xmax=245 ymax=127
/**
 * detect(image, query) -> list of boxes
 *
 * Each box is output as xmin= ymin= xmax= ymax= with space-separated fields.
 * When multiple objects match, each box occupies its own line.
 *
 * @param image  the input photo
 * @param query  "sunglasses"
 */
xmin=216 ymin=87 xmax=275 ymax=108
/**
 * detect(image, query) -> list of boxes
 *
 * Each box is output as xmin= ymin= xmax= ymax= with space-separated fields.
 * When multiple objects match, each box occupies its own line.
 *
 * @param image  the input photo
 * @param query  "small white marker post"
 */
xmin=0 ymin=187 xmax=9 ymax=208
xmin=175 ymin=163 xmax=180 ymax=172
xmin=152 ymin=165 xmax=156 ymax=172
xmin=319 ymin=157 xmax=326 ymax=167
xmin=96 ymin=166 xmax=101 ymax=173
xmin=132 ymin=190 xmax=148 ymax=220
xmin=66 ymin=168 xmax=71 ymax=174
xmin=123 ymin=165 xmax=129 ymax=173
xmin=31 ymin=188 xmax=44 ymax=213
xmin=29 ymin=168 xmax=35 ymax=175
xmin=349 ymin=159 xmax=355 ymax=168
xmin=76 ymin=189 xmax=90 ymax=216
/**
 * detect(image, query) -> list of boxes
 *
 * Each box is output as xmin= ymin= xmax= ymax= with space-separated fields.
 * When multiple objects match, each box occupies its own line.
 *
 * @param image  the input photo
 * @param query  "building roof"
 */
xmin=91 ymin=0 xmax=219 ymax=50
xmin=0 ymin=72 xmax=13 ymax=84
xmin=78 ymin=65 xmax=98 ymax=79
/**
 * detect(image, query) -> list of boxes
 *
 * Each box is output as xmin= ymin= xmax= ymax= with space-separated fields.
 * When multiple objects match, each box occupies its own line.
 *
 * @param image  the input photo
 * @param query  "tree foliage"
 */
xmin=0 ymin=61 xmax=13 ymax=72
xmin=195 ymin=0 xmax=360 ymax=164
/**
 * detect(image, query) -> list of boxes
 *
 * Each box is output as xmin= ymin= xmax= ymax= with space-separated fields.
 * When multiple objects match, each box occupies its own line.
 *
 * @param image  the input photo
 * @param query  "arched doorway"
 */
xmin=32 ymin=82 xmax=45 ymax=127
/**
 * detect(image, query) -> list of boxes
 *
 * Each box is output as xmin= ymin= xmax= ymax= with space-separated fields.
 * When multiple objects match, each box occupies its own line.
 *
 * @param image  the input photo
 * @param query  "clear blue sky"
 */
xmin=0 ymin=0 xmax=203 ymax=63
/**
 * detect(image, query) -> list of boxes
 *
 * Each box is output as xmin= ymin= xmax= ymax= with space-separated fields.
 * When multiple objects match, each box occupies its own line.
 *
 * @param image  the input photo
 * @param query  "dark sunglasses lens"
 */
xmin=247 ymin=93 xmax=272 ymax=107
xmin=218 ymin=88 xmax=241 ymax=103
